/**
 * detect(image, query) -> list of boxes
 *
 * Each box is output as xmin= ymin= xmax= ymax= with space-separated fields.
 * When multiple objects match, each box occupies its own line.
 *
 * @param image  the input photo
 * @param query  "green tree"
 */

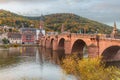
xmin=2 ymin=38 xmax=9 ymax=44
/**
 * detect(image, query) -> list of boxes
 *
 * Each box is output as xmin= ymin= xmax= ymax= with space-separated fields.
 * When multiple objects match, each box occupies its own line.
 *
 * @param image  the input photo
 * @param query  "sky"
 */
xmin=0 ymin=0 xmax=120 ymax=28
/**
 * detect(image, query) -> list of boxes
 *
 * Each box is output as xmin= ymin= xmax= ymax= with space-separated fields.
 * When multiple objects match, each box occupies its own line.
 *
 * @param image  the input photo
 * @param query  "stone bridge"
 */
xmin=39 ymin=33 xmax=120 ymax=61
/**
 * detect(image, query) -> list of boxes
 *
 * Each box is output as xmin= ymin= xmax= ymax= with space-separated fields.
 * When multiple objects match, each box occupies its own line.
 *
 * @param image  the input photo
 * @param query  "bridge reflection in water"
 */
xmin=38 ymin=47 xmax=65 ymax=65
xmin=0 ymin=47 xmax=76 ymax=80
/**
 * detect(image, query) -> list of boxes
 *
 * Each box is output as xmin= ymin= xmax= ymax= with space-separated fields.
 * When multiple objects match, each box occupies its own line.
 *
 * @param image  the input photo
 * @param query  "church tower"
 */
xmin=38 ymin=15 xmax=45 ymax=40
xmin=111 ymin=21 xmax=118 ymax=38
xmin=39 ymin=15 xmax=45 ymax=30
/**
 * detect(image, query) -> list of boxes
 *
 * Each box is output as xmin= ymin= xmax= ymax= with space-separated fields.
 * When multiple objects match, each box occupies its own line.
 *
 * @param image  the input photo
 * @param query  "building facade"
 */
xmin=20 ymin=28 xmax=36 ymax=44
xmin=7 ymin=32 xmax=22 ymax=44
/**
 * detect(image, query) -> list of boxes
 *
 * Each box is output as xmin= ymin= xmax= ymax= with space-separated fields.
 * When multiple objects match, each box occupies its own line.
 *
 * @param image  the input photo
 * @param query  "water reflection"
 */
xmin=0 ymin=48 xmax=20 ymax=67
xmin=0 ymin=47 xmax=76 ymax=80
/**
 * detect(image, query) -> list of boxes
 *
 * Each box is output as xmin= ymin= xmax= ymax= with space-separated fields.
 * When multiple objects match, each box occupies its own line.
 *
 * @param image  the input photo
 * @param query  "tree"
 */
xmin=62 ymin=56 xmax=120 ymax=80
xmin=2 ymin=38 xmax=9 ymax=44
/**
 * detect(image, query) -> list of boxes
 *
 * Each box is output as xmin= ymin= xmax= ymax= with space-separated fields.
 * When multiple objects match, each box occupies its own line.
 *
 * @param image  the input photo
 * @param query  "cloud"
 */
xmin=0 ymin=0 xmax=120 ymax=28
xmin=0 ymin=0 xmax=55 ymax=3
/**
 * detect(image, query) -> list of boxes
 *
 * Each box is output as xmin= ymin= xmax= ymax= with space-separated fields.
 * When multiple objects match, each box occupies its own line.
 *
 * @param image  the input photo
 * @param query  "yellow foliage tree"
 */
xmin=62 ymin=55 xmax=120 ymax=80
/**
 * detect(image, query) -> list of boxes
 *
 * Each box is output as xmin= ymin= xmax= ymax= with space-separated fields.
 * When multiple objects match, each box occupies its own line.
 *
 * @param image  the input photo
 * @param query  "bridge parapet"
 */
xmin=69 ymin=33 xmax=96 ymax=38
xmin=99 ymin=38 xmax=120 ymax=42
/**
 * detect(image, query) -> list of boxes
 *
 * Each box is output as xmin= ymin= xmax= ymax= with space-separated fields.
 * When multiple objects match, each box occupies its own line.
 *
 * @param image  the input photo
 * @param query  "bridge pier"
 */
xmin=40 ymin=40 xmax=45 ymax=47
xmin=64 ymin=40 xmax=71 ymax=54
xmin=53 ymin=39 xmax=58 ymax=51
xmin=39 ymin=40 xmax=42 ymax=46
xmin=46 ymin=39 xmax=51 ymax=49
xmin=88 ymin=45 xmax=99 ymax=58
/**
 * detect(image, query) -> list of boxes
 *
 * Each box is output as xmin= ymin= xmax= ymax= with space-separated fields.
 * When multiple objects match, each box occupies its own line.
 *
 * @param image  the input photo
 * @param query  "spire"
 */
xmin=61 ymin=24 xmax=64 ymax=33
xmin=111 ymin=21 xmax=118 ymax=38
xmin=39 ymin=14 xmax=45 ymax=30
xmin=114 ymin=21 xmax=117 ymax=30
xmin=112 ymin=21 xmax=117 ymax=34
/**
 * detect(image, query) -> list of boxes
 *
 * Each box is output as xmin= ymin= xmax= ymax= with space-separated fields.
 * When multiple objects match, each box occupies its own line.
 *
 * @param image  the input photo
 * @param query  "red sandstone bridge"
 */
xmin=39 ymin=33 xmax=120 ymax=61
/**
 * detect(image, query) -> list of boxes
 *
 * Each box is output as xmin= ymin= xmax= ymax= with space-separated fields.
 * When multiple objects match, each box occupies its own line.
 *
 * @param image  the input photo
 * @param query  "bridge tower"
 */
xmin=38 ymin=15 xmax=45 ymax=37
xmin=38 ymin=15 xmax=46 ymax=44
xmin=111 ymin=22 xmax=118 ymax=38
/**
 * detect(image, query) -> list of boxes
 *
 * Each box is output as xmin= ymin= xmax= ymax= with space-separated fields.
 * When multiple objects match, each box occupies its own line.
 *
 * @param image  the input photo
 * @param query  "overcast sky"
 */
xmin=0 ymin=0 xmax=120 ymax=28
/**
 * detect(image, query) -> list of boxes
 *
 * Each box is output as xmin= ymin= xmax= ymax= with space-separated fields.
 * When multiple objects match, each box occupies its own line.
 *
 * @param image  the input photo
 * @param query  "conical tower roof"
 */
xmin=39 ymin=14 xmax=45 ymax=29
xmin=112 ymin=21 xmax=117 ymax=34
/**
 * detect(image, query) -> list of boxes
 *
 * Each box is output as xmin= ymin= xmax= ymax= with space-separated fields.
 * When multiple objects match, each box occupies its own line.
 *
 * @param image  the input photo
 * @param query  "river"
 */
xmin=0 ymin=47 xmax=76 ymax=80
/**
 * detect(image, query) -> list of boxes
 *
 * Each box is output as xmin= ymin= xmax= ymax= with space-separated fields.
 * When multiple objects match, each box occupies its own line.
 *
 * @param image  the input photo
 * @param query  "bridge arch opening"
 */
xmin=102 ymin=46 xmax=120 ymax=61
xmin=50 ymin=38 xmax=54 ymax=49
xmin=71 ymin=39 xmax=88 ymax=58
xmin=58 ymin=38 xmax=65 ymax=51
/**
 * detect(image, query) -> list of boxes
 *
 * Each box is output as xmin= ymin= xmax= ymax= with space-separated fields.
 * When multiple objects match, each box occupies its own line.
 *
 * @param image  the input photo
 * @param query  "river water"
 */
xmin=0 ymin=47 xmax=76 ymax=80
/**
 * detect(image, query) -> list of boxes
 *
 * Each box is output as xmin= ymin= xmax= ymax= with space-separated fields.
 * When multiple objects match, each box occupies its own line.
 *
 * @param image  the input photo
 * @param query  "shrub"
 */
xmin=2 ymin=38 xmax=9 ymax=44
xmin=62 ymin=55 xmax=120 ymax=80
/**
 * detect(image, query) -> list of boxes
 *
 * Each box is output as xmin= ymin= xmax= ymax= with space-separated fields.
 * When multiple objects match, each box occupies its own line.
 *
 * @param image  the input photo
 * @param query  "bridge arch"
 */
xmin=58 ymin=38 xmax=65 ymax=51
xmin=50 ymin=38 xmax=54 ymax=49
xmin=71 ymin=39 xmax=88 ymax=58
xmin=102 ymin=46 xmax=120 ymax=61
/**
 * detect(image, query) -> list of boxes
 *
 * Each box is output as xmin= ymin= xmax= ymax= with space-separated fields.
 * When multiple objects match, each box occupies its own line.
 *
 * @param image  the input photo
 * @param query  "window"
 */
xmin=26 ymin=35 xmax=32 ymax=40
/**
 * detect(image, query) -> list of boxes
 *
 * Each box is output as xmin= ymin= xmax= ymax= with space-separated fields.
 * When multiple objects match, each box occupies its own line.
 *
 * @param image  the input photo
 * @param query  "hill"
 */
xmin=28 ymin=13 xmax=114 ymax=34
xmin=0 ymin=10 xmax=114 ymax=34
xmin=0 ymin=9 xmax=39 ymax=28
xmin=42 ymin=13 xmax=113 ymax=33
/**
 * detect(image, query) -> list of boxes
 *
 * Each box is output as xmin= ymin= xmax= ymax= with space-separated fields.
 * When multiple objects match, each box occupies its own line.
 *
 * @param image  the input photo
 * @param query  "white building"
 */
xmin=7 ymin=32 xmax=22 ymax=44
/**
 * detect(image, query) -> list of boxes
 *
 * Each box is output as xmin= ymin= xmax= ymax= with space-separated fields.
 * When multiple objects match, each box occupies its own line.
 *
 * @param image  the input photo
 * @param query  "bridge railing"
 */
xmin=69 ymin=33 xmax=96 ymax=38
xmin=43 ymin=32 xmax=120 ymax=41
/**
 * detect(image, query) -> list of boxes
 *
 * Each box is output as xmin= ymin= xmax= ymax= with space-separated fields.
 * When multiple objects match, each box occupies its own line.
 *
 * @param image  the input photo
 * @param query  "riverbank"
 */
xmin=0 ymin=44 xmax=40 ymax=48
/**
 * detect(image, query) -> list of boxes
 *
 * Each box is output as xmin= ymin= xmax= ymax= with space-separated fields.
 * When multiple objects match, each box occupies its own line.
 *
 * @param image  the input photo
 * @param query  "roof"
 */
xmin=20 ymin=28 xmax=36 ymax=35
xmin=20 ymin=28 xmax=36 ymax=31
xmin=8 ymin=32 xmax=21 ymax=38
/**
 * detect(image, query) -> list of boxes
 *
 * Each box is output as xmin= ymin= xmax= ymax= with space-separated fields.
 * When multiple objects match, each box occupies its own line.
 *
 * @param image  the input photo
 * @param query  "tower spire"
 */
xmin=39 ymin=14 xmax=45 ymax=30
xmin=111 ymin=21 xmax=118 ymax=38
xmin=112 ymin=21 xmax=117 ymax=34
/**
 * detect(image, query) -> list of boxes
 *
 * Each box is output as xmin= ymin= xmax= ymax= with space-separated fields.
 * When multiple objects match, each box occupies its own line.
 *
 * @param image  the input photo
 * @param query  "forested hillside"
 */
xmin=0 ymin=9 xmax=39 ymax=28
xmin=42 ymin=13 xmax=113 ymax=33
xmin=0 ymin=9 xmax=114 ymax=34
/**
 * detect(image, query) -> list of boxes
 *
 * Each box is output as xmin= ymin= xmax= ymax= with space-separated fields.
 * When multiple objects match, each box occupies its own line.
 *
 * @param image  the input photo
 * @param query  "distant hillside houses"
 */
xmin=0 ymin=16 xmax=46 ymax=44
xmin=0 ymin=25 xmax=16 ymax=33
xmin=0 ymin=27 xmax=45 ymax=44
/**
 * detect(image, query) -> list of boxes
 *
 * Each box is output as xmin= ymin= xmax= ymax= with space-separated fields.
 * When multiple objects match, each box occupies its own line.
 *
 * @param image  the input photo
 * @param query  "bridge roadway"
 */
xmin=39 ymin=33 xmax=120 ymax=61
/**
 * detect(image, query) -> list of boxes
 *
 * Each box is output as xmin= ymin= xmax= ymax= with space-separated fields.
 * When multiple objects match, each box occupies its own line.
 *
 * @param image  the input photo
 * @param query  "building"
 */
xmin=7 ymin=32 xmax=22 ymax=44
xmin=20 ymin=28 xmax=36 ymax=44
xmin=38 ymin=15 xmax=45 ymax=39
xmin=19 ymin=15 xmax=46 ymax=44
